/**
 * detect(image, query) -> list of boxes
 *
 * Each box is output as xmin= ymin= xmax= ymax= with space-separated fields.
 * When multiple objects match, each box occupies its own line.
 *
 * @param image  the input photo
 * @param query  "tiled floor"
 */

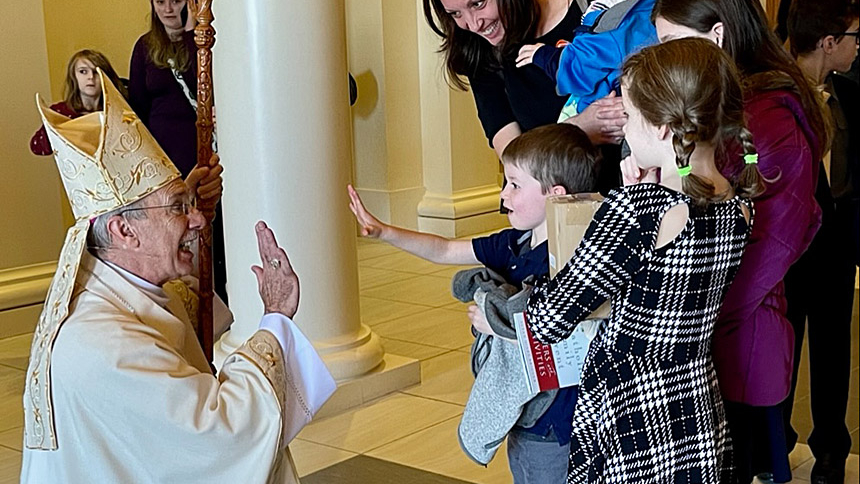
xmin=0 ymin=237 xmax=857 ymax=483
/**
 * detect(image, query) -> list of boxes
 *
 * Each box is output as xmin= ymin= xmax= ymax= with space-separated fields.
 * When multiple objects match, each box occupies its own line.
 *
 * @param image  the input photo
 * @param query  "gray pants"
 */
xmin=507 ymin=430 xmax=570 ymax=484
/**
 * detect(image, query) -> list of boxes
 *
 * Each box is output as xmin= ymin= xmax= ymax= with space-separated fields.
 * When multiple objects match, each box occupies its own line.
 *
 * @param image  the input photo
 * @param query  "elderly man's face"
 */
xmin=125 ymin=179 xmax=204 ymax=285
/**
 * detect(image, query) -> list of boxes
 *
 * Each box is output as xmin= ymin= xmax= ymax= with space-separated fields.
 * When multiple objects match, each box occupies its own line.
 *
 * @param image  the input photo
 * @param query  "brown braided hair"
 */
xmin=622 ymin=38 xmax=765 ymax=206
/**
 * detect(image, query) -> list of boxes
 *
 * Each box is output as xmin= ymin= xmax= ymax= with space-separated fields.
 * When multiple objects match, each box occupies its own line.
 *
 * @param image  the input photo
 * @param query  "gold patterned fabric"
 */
xmin=24 ymin=70 xmax=181 ymax=450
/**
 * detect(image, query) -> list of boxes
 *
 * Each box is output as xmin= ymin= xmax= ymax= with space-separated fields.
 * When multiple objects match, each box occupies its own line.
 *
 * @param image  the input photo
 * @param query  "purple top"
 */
xmin=129 ymin=30 xmax=198 ymax=176
xmin=31 ymin=101 xmax=79 ymax=156
xmin=713 ymin=88 xmax=822 ymax=406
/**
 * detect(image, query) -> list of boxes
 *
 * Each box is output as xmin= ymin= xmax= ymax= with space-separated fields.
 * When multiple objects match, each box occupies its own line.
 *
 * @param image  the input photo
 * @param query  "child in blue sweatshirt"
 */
xmin=516 ymin=0 xmax=657 ymax=121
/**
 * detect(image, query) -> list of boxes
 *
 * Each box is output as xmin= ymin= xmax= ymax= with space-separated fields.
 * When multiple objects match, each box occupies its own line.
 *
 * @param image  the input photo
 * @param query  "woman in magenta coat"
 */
xmin=651 ymin=0 xmax=830 ymax=482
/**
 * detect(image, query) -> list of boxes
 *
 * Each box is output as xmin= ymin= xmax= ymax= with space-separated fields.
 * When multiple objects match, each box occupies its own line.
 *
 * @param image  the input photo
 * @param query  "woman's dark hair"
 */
xmin=623 ymin=38 xmax=765 ymax=205
xmin=144 ymin=0 xmax=192 ymax=72
xmin=788 ymin=0 xmax=860 ymax=56
xmin=63 ymin=50 xmax=127 ymax=114
xmin=423 ymin=0 xmax=541 ymax=90
xmin=652 ymin=0 xmax=832 ymax=159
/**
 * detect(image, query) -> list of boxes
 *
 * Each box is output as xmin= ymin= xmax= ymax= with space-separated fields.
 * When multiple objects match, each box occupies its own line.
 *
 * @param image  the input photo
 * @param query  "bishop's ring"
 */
xmin=269 ymin=259 xmax=282 ymax=270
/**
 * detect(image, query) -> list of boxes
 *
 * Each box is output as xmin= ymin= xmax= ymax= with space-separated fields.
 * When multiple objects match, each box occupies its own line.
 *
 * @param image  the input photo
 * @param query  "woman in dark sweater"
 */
xmin=423 ymin=0 xmax=627 ymax=159
xmin=130 ymin=0 xmax=228 ymax=303
xmin=129 ymin=0 xmax=198 ymax=177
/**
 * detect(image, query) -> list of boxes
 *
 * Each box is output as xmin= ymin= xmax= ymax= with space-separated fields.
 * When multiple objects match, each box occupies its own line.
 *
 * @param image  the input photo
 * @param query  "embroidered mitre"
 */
xmin=24 ymin=69 xmax=181 ymax=450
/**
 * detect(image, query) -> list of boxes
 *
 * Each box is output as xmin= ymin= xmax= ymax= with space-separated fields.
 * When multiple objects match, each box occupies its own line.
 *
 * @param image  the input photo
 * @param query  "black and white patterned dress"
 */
xmin=526 ymin=184 xmax=751 ymax=483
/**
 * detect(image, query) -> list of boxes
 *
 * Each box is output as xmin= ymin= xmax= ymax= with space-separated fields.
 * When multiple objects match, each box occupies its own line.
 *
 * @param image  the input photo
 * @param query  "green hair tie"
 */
xmin=744 ymin=153 xmax=759 ymax=165
xmin=677 ymin=165 xmax=692 ymax=177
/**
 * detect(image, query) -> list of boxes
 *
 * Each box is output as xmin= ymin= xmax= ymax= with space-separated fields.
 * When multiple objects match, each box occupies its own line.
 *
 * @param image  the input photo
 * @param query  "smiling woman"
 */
xmin=423 ymin=0 xmax=588 ymax=156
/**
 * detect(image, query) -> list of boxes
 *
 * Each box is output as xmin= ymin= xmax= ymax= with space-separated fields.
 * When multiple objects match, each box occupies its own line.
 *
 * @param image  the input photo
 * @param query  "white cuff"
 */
xmin=258 ymin=313 xmax=337 ymax=443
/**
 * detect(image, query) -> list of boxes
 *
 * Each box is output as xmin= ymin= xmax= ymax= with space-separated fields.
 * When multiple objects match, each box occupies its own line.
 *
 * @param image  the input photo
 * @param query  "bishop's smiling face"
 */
xmin=122 ymin=179 xmax=203 ymax=286
xmin=440 ymin=0 xmax=506 ymax=46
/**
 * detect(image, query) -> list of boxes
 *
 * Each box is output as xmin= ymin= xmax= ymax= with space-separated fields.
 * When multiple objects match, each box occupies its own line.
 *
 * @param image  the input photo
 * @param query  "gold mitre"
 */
xmin=24 ymin=69 xmax=181 ymax=451
xmin=38 ymin=69 xmax=180 ymax=221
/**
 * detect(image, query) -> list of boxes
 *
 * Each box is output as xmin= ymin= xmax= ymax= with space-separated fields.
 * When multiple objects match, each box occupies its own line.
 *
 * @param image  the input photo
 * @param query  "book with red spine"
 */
xmin=514 ymin=312 xmax=602 ymax=394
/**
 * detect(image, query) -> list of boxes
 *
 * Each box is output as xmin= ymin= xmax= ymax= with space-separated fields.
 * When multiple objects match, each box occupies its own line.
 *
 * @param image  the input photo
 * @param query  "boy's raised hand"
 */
xmin=348 ymin=184 xmax=385 ymax=239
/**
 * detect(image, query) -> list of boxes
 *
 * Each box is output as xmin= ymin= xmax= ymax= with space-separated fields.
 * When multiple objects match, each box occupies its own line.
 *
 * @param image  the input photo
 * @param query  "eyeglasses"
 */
xmin=122 ymin=198 xmax=198 ymax=216
xmin=833 ymin=31 xmax=860 ymax=45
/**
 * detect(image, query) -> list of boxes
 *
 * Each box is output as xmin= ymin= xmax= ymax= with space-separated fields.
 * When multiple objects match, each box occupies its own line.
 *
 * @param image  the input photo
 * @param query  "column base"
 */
xmin=0 ymin=304 xmax=42 ymax=339
xmin=215 ymin=323 xmax=386 ymax=381
xmin=215 ymin=326 xmax=418 ymax=419
xmin=314 ymin=352 xmax=420 ymax=419
xmin=0 ymin=261 xmax=56 ymax=338
xmin=314 ymin=323 xmax=386 ymax=380
xmin=417 ymin=185 xmax=508 ymax=238
xmin=418 ymin=212 xmax=509 ymax=238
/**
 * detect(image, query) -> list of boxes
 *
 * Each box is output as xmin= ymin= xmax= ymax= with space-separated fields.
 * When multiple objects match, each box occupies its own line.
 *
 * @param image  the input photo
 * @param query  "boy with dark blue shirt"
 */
xmin=348 ymin=124 xmax=600 ymax=483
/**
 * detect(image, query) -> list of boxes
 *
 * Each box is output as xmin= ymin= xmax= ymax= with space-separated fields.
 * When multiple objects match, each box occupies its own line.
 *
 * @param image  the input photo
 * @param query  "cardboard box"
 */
xmin=546 ymin=193 xmax=611 ymax=319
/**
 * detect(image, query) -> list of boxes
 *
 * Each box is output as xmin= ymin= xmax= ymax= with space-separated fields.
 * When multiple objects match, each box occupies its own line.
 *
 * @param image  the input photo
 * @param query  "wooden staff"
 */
xmin=191 ymin=0 xmax=216 ymax=361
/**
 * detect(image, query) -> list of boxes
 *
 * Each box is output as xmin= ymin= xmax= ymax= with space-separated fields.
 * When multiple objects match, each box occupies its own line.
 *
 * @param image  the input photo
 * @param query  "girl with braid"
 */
xmin=526 ymin=38 xmax=763 ymax=483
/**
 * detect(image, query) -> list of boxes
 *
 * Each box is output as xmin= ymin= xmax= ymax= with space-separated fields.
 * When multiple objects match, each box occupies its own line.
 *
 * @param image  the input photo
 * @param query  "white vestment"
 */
xmin=21 ymin=253 xmax=334 ymax=483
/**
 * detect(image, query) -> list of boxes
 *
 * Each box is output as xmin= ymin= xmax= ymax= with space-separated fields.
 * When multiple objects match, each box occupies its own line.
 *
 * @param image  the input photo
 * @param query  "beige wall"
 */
xmin=0 ymin=0 xmax=63 ymax=337
xmin=41 ymin=0 xmax=149 ymax=99
xmin=347 ymin=0 xmax=427 ymax=229
xmin=0 ymin=0 xmax=147 ymax=337
xmin=0 ymin=0 xmax=63 ymax=271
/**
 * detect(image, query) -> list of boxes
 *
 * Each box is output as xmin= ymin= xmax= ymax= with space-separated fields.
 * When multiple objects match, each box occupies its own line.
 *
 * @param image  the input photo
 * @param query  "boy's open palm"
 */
xmin=348 ymin=184 xmax=384 ymax=239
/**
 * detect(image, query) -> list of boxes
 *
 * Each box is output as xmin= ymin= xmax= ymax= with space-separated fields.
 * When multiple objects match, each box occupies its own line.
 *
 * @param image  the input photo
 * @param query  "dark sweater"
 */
xmin=129 ymin=30 xmax=198 ymax=176
xmin=467 ymin=3 xmax=582 ymax=146
xmin=30 ymin=102 xmax=79 ymax=156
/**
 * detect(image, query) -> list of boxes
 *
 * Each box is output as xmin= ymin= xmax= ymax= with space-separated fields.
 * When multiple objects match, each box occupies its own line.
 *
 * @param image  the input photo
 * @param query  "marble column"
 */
xmin=211 ymin=0 xmax=383 ymax=380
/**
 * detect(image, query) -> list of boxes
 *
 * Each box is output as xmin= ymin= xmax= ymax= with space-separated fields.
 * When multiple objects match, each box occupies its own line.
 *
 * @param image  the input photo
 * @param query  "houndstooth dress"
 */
xmin=527 ymin=184 xmax=751 ymax=483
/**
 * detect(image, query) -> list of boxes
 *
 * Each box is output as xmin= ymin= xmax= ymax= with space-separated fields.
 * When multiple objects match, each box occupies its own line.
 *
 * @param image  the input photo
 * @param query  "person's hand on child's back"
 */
xmin=516 ymin=43 xmax=545 ymax=68
xmin=348 ymin=185 xmax=386 ymax=239
xmin=620 ymin=154 xmax=660 ymax=186
xmin=563 ymin=92 xmax=627 ymax=145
